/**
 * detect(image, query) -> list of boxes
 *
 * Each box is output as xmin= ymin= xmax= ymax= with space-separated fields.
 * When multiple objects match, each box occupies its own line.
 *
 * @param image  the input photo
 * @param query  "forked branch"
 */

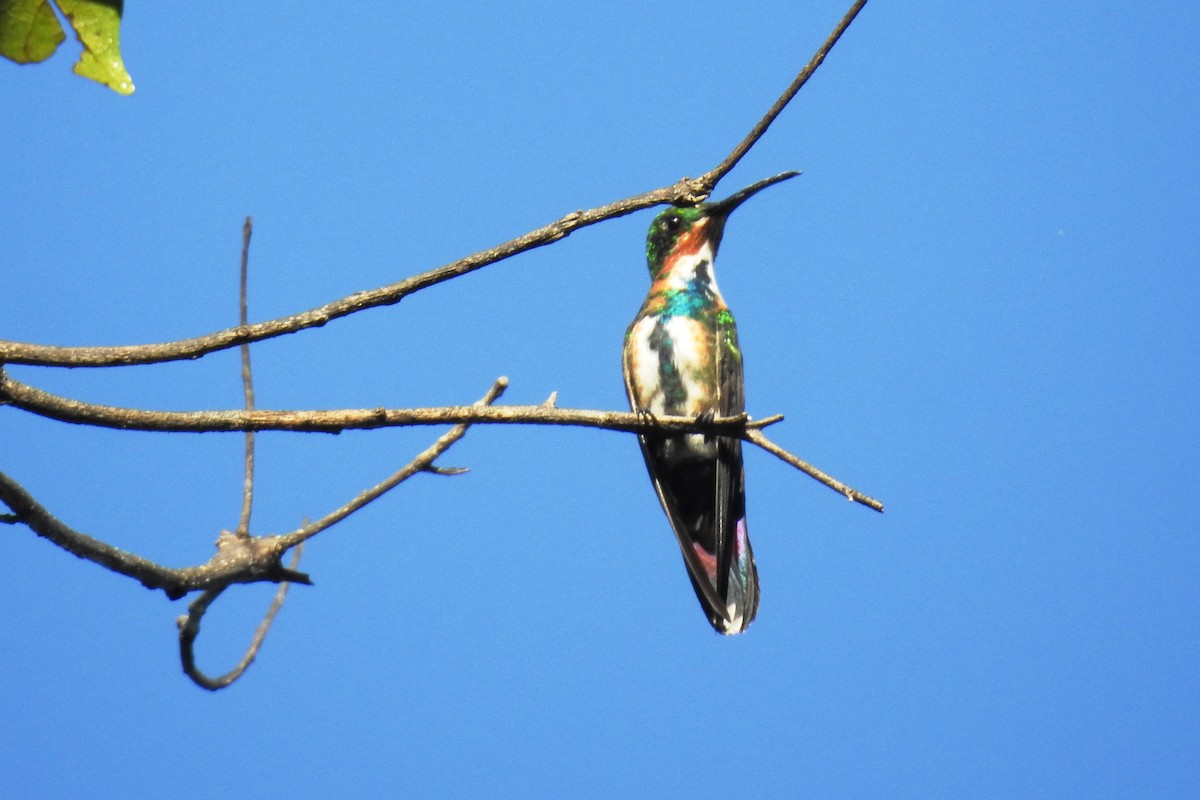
xmin=0 ymin=378 xmax=510 ymax=599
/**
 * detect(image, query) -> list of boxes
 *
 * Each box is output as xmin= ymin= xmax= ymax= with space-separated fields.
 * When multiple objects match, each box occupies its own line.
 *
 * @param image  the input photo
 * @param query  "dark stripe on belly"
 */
xmin=648 ymin=318 xmax=686 ymax=414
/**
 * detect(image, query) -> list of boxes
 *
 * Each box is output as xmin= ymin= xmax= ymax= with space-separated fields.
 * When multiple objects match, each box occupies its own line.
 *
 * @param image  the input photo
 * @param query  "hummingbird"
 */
xmin=623 ymin=171 xmax=799 ymax=634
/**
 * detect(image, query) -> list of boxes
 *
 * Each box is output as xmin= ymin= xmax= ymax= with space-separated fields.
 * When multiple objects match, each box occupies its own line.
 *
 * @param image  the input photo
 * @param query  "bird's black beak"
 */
xmin=710 ymin=171 xmax=801 ymax=216
xmin=705 ymin=170 xmax=800 ymax=246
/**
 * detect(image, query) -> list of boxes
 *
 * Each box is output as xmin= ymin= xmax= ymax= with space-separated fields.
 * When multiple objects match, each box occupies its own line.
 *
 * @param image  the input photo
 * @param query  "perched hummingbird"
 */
xmin=623 ymin=171 xmax=799 ymax=634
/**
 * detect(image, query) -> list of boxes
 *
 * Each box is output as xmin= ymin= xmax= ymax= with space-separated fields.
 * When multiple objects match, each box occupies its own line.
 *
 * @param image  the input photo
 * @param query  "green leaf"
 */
xmin=0 ymin=0 xmax=67 ymax=63
xmin=55 ymin=0 xmax=133 ymax=94
xmin=0 ymin=0 xmax=133 ymax=95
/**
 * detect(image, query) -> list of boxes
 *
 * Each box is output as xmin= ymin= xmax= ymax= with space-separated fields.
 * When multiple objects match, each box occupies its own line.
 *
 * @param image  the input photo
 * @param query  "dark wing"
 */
xmin=711 ymin=311 xmax=759 ymax=631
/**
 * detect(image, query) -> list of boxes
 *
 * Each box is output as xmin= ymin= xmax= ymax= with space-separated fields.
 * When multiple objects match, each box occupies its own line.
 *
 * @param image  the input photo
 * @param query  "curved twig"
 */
xmin=177 ymin=543 xmax=303 ymax=691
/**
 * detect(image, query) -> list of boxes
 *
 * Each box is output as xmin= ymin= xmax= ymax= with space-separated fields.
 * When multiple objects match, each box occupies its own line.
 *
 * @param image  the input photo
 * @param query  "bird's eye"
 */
xmin=663 ymin=214 xmax=683 ymax=233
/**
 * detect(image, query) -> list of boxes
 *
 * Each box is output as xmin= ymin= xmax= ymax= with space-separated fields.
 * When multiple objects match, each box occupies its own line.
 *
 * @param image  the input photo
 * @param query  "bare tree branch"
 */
xmin=0 ymin=372 xmax=882 ymax=512
xmin=0 ymin=1 xmax=870 ymax=370
xmin=0 ymin=470 xmax=241 ymax=599
xmin=0 ymin=379 xmax=512 ymax=598
xmin=1 ymin=369 xmax=780 ymax=435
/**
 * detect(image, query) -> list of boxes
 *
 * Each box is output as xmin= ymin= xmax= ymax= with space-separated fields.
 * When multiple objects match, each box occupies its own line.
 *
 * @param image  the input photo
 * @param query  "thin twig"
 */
xmin=744 ymin=429 xmax=882 ymax=512
xmin=701 ymin=0 xmax=869 ymax=187
xmin=177 ymin=543 xmax=303 ymax=691
xmin=275 ymin=377 xmax=509 ymax=550
xmin=236 ymin=217 xmax=256 ymax=538
xmin=0 ymin=1 xmax=869 ymax=370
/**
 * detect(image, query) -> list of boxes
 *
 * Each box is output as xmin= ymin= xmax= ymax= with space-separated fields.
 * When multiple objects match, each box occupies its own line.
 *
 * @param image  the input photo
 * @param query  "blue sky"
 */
xmin=3 ymin=1 xmax=1197 ymax=797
